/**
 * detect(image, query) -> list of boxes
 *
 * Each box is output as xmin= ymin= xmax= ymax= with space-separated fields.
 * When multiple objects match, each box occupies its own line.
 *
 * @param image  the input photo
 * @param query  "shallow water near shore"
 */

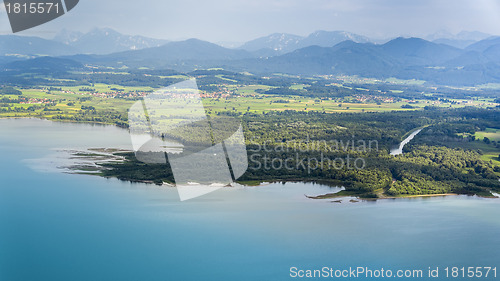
xmin=1 ymin=119 xmax=499 ymax=281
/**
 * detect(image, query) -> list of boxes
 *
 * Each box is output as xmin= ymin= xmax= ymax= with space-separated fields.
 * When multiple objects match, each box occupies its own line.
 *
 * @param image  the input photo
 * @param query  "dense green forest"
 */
xmin=94 ymin=107 xmax=500 ymax=198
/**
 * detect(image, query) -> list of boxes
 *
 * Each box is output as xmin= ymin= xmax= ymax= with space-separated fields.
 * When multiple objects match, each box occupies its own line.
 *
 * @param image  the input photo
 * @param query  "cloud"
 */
xmin=11 ymin=0 xmax=500 ymax=42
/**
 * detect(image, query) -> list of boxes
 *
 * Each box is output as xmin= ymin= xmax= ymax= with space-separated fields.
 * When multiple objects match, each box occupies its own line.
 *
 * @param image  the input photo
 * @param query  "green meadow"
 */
xmin=1 ymin=83 xmax=498 ymax=123
xmin=475 ymin=128 xmax=500 ymax=142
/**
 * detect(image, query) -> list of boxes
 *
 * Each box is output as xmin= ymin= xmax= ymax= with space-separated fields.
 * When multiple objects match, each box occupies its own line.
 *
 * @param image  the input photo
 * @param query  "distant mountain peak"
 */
xmin=240 ymin=30 xmax=371 ymax=56
xmin=53 ymin=27 xmax=169 ymax=55
xmin=426 ymin=30 xmax=493 ymax=49
xmin=239 ymin=33 xmax=304 ymax=53
xmin=305 ymin=30 xmax=370 ymax=42
xmin=53 ymin=28 xmax=83 ymax=44
xmin=426 ymin=30 xmax=492 ymax=41
xmin=93 ymin=38 xmax=253 ymax=70
xmin=465 ymin=36 xmax=500 ymax=52
xmin=383 ymin=37 xmax=450 ymax=50
xmin=310 ymin=30 xmax=349 ymax=36
xmin=85 ymin=27 xmax=121 ymax=37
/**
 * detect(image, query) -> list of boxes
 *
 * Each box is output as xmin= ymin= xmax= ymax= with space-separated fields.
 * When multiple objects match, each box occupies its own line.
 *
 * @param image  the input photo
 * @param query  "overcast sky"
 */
xmin=1 ymin=0 xmax=500 ymax=42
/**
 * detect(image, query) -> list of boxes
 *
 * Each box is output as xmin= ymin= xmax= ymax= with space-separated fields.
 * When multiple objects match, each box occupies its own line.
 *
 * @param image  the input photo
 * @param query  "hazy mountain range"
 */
xmin=425 ymin=31 xmax=492 ymax=49
xmin=2 ymin=28 xmax=500 ymax=85
xmin=1 ymin=28 xmax=493 ymax=57
xmin=54 ymin=28 xmax=169 ymax=54
xmin=0 ymin=28 xmax=169 ymax=56
xmin=239 ymin=31 xmax=370 ymax=56
xmin=232 ymin=37 xmax=500 ymax=85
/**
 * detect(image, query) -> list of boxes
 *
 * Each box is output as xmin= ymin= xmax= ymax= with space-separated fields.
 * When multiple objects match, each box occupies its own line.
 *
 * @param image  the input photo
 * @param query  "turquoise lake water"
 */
xmin=0 ymin=119 xmax=499 ymax=281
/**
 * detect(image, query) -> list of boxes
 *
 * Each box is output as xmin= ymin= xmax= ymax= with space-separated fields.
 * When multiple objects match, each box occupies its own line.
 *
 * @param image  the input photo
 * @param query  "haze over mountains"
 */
xmin=0 ymin=28 xmax=169 ymax=57
xmin=53 ymin=28 xmax=169 ymax=55
xmin=75 ymin=39 xmax=253 ymax=70
xmin=2 ymin=28 xmax=500 ymax=86
xmin=425 ymin=31 xmax=492 ymax=49
xmin=235 ymin=37 xmax=500 ymax=85
xmin=240 ymin=31 xmax=370 ymax=55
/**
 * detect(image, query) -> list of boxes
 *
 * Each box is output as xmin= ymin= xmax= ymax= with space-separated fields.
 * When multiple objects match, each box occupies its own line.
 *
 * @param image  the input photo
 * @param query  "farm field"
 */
xmin=2 ymin=82 xmax=497 ymax=120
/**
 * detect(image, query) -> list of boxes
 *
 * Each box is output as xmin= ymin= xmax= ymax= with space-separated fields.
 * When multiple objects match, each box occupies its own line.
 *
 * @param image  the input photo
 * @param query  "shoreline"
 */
xmin=361 ymin=193 xmax=460 ymax=200
xmin=61 ymin=148 xmax=500 ymax=201
xmin=7 ymin=118 xmax=497 ymax=201
xmin=0 ymin=116 xmax=127 ymax=128
xmin=307 ymin=192 xmax=499 ymax=201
